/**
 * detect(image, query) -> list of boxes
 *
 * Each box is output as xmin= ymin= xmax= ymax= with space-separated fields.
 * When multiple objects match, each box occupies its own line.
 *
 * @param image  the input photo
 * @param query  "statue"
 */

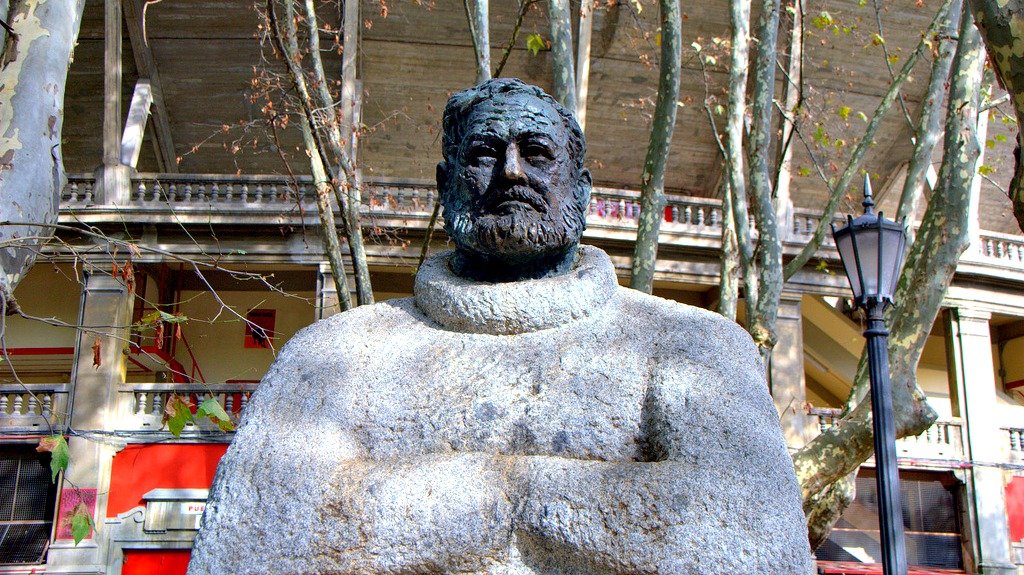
xmin=188 ymin=78 xmax=812 ymax=575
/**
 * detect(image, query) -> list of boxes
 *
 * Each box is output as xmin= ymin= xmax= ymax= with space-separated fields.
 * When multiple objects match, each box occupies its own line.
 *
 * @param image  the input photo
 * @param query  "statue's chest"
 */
xmin=348 ymin=342 xmax=650 ymax=461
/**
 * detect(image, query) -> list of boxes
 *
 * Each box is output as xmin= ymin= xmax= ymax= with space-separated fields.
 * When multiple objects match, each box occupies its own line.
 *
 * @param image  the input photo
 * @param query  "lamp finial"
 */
xmin=862 ymin=174 xmax=876 ymax=215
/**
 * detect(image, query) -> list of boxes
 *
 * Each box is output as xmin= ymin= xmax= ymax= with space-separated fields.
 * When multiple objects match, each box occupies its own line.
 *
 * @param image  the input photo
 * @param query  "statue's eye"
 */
xmin=467 ymin=144 xmax=499 ymax=165
xmin=521 ymin=143 xmax=554 ymax=163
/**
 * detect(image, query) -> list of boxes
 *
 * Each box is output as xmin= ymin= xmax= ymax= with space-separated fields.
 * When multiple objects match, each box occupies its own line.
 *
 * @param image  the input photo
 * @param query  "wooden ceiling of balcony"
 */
xmin=63 ymin=0 xmax=1020 ymax=234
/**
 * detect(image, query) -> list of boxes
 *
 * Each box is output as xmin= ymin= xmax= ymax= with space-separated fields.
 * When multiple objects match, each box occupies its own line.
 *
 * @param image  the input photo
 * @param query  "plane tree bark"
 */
xmin=0 ymin=0 xmax=86 ymax=314
xmin=968 ymin=0 xmax=1024 ymax=231
xmin=629 ymin=0 xmax=682 ymax=293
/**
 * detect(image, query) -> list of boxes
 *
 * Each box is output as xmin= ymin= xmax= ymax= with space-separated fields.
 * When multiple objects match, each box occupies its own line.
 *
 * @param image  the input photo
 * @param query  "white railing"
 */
xmin=119 ymin=383 xmax=255 ymax=433
xmin=1008 ymin=427 xmax=1024 ymax=463
xmin=60 ymin=173 xmax=1024 ymax=275
xmin=977 ymin=231 xmax=1024 ymax=264
xmin=809 ymin=407 xmax=965 ymax=461
xmin=0 ymin=383 xmax=69 ymax=432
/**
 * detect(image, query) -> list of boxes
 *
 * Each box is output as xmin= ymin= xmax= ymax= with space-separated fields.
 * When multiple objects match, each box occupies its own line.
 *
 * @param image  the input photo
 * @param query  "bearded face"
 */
xmin=439 ymin=96 xmax=591 ymax=270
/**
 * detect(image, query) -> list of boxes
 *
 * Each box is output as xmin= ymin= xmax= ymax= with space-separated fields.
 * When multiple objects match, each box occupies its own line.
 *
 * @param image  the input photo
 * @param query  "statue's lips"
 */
xmin=486 ymin=188 xmax=547 ymax=213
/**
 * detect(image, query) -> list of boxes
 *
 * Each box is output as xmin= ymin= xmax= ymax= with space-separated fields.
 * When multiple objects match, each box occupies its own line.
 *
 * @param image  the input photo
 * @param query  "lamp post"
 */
xmin=831 ymin=176 xmax=909 ymax=575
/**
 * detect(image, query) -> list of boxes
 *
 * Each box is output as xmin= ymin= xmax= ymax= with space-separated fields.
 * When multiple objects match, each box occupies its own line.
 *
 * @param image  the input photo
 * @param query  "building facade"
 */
xmin=1 ymin=0 xmax=1023 ymax=573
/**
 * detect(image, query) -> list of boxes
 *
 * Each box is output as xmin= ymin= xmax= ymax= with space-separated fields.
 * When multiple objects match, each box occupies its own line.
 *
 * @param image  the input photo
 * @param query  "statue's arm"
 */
xmin=512 ymin=335 xmax=812 ymax=573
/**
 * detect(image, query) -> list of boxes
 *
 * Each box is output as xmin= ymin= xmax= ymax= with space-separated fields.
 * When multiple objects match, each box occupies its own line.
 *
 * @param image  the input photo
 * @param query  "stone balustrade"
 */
xmin=0 ymin=383 xmax=69 ymax=433
xmin=1008 ymin=427 xmax=1024 ymax=463
xmin=809 ymin=407 xmax=966 ymax=463
xmin=59 ymin=173 xmax=1024 ymax=277
xmin=120 ymin=383 xmax=255 ymax=434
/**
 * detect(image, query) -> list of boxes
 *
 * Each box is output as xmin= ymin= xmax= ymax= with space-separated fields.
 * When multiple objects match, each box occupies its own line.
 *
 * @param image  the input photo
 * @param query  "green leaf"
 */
xmin=37 ymin=435 xmax=70 ymax=483
xmin=163 ymin=394 xmax=194 ymax=437
xmin=798 ymin=167 xmax=812 ymax=177
xmin=995 ymin=134 xmax=1007 ymax=143
xmin=837 ymin=105 xmax=852 ymax=120
xmin=138 ymin=311 xmax=189 ymax=326
xmin=526 ymin=33 xmax=545 ymax=56
xmin=978 ymin=164 xmax=995 ymax=176
xmin=197 ymin=398 xmax=236 ymax=432
xmin=986 ymin=139 xmax=996 ymax=149
xmin=811 ymin=11 xmax=834 ymax=29
xmin=856 ymin=111 xmax=869 ymax=123
xmin=69 ymin=505 xmax=94 ymax=545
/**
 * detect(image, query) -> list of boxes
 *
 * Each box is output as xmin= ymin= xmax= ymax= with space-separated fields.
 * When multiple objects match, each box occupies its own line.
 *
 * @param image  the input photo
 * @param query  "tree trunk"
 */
xmin=725 ymin=0 xmax=757 ymax=328
xmin=718 ymin=179 xmax=740 ymax=320
xmin=629 ymin=0 xmax=681 ymax=293
xmin=794 ymin=4 xmax=984 ymax=536
xmin=464 ymin=0 xmax=490 ymax=83
xmin=897 ymin=0 xmax=963 ymax=224
xmin=967 ymin=0 xmax=1024 ymax=232
xmin=747 ymin=0 xmax=783 ymax=363
xmin=0 ymin=0 xmax=86 ymax=313
xmin=267 ymin=0 xmax=373 ymax=308
xmin=547 ymin=0 xmax=576 ymax=113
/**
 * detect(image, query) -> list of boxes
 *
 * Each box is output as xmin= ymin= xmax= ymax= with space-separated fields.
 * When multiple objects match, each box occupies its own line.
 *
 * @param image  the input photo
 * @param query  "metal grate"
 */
xmin=0 ymin=447 xmax=56 ymax=565
xmin=815 ymin=470 xmax=964 ymax=570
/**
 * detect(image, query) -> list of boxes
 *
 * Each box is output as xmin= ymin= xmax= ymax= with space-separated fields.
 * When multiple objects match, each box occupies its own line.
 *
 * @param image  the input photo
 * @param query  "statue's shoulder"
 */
xmin=286 ymin=296 xmax=425 ymax=349
xmin=611 ymin=287 xmax=763 ymax=378
xmin=248 ymin=297 xmax=428 ymax=400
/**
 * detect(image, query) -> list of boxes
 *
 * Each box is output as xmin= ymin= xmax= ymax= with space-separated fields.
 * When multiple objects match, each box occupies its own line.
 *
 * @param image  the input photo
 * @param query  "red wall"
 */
xmin=108 ymin=443 xmax=227 ymax=517
xmin=122 ymin=550 xmax=191 ymax=575
xmin=1008 ymin=475 xmax=1024 ymax=542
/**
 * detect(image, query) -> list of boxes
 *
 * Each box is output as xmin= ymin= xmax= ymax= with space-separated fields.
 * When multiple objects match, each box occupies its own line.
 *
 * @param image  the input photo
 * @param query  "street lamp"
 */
xmin=831 ymin=175 xmax=909 ymax=575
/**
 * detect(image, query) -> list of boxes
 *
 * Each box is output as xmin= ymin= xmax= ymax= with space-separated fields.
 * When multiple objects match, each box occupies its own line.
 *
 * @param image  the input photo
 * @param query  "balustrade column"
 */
xmin=946 ymin=307 xmax=1016 ymax=574
xmin=769 ymin=293 xmax=810 ymax=448
xmin=46 ymin=270 xmax=134 ymax=569
xmin=316 ymin=263 xmax=358 ymax=319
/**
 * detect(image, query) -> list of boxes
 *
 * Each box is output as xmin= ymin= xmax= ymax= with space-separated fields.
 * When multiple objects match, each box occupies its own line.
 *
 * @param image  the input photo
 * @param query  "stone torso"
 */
xmin=188 ymin=247 xmax=813 ymax=575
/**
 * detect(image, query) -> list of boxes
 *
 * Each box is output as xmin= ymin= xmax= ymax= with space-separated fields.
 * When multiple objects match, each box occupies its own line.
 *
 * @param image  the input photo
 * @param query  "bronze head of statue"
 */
xmin=437 ymin=78 xmax=592 ymax=282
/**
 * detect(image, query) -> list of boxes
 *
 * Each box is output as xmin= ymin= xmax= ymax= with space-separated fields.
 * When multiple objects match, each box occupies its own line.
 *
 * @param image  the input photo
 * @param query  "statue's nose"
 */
xmin=502 ymin=144 xmax=527 ymax=182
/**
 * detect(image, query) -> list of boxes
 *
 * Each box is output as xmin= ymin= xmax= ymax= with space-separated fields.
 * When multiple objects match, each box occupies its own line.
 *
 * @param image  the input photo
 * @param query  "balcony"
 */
xmin=809 ymin=407 xmax=966 ymax=464
xmin=0 ymin=383 xmax=69 ymax=434
xmin=117 ymin=383 xmax=254 ymax=435
xmin=58 ymin=173 xmax=1024 ymax=283
xmin=1008 ymin=427 xmax=1024 ymax=464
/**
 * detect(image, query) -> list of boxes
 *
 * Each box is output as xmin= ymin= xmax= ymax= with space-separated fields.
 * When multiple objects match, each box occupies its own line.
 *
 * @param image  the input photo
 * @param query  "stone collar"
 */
xmin=413 ymin=245 xmax=619 ymax=335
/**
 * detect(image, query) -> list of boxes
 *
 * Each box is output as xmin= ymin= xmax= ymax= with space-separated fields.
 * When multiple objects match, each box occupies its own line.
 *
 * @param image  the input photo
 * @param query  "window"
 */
xmin=244 ymin=309 xmax=276 ymax=349
xmin=816 ymin=469 xmax=964 ymax=570
xmin=0 ymin=445 xmax=58 ymax=564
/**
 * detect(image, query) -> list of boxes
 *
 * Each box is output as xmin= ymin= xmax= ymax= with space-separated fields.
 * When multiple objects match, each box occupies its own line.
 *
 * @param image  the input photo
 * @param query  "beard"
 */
xmin=445 ymin=182 xmax=588 ymax=264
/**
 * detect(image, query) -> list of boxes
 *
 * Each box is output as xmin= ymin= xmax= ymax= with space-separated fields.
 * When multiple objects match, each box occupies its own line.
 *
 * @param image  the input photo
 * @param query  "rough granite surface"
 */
xmin=187 ymin=246 xmax=814 ymax=575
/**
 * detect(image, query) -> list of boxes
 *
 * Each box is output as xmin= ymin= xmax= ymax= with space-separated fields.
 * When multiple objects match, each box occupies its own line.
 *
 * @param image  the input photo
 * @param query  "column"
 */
xmin=101 ymin=0 xmax=130 ymax=205
xmin=947 ymin=307 xmax=1017 ymax=574
xmin=771 ymin=293 xmax=810 ymax=448
xmin=46 ymin=270 xmax=133 ymax=572
xmin=315 ymin=263 xmax=340 ymax=320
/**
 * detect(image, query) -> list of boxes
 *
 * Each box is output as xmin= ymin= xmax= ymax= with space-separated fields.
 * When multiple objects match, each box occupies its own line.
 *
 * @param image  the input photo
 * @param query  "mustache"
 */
xmin=482 ymin=185 xmax=548 ymax=213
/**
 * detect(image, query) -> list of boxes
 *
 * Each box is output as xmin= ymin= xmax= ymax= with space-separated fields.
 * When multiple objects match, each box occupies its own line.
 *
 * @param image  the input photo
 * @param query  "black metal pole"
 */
xmin=864 ymin=300 xmax=908 ymax=575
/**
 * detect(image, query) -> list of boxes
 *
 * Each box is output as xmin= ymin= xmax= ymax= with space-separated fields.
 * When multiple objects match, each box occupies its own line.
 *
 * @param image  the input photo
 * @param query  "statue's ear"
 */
xmin=577 ymin=167 xmax=593 ymax=206
xmin=436 ymin=161 xmax=450 ymax=201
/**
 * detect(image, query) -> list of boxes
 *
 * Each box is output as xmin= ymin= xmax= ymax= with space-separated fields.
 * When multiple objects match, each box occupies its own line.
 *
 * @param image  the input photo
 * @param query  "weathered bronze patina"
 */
xmin=439 ymin=79 xmax=591 ymax=281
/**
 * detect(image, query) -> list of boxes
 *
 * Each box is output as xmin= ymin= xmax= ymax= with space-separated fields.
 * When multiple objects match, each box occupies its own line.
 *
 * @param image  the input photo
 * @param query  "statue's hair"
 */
xmin=441 ymin=78 xmax=586 ymax=174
